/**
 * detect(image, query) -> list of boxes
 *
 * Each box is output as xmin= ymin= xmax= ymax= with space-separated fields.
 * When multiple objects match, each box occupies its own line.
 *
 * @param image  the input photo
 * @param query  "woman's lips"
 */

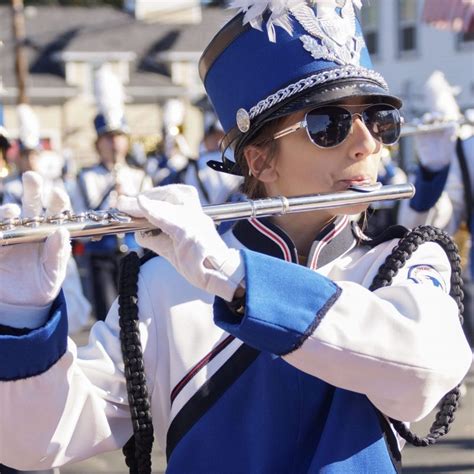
xmin=339 ymin=177 xmax=373 ymax=188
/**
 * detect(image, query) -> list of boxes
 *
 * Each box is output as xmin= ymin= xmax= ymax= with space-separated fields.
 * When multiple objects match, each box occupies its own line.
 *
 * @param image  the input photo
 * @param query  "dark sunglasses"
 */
xmin=273 ymin=103 xmax=402 ymax=148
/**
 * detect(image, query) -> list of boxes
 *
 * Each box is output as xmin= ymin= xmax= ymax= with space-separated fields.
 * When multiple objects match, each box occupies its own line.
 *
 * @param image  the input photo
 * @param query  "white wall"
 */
xmin=125 ymin=0 xmax=202 ymax=23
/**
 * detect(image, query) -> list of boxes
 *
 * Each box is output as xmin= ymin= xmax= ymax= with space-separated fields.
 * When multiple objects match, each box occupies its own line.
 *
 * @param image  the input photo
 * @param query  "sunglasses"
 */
xmin=273 ymin=103 xmax=402 ymax=148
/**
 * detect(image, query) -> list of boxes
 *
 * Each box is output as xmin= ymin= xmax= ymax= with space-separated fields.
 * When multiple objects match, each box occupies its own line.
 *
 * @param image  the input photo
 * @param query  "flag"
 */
xmin=422 ymin=0 xmax=474 ymax=33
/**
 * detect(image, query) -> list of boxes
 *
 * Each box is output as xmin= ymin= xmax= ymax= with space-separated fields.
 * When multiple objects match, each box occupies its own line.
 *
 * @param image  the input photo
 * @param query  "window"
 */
xmin=360 ymin=0 xmax=379 ymax=57
xmin=457 ymin=24 xmax=474 ymax=50
xmin=398 ymin=0 xmax=418 ymax=55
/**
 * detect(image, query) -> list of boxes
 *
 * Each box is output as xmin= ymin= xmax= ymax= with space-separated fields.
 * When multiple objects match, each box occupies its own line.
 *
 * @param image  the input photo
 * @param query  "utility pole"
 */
xmin=11 ymin=0 xmax=28 ymax=104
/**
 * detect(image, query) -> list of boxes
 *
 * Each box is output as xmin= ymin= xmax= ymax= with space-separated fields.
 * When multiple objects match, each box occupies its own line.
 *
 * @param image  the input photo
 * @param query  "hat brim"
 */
xmin=212 ymin=78 xmax=402 ymax=176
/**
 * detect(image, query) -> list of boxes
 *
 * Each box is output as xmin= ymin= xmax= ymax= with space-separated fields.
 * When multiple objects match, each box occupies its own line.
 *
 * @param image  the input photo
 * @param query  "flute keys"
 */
xmin=46 ymin=210 xmax=73 ymax=224
xmin=0 ymin=217 xmax=22 ymax=230
xmin=21 ymin=216 xmax=45 ymax=227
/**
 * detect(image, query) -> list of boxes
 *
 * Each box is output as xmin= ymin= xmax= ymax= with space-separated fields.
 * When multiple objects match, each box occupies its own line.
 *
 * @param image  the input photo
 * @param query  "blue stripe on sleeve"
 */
xmin=214 ymin=249 xmax=341 ymax=355
xmin=0 ymin=291 xmax=68 ymax=381
xmin=410 ymin=164 xmax=450 ymax=212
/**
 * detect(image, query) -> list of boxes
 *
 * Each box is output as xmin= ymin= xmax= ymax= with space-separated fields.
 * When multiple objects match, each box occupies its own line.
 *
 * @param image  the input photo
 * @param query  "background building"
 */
xmin=0 ymin=0 xmax=472 ymax=169
xmin=360 ymin=0 xmax=474 ymax=169
xmin=0 ymin=0 xmax=231 ymax=165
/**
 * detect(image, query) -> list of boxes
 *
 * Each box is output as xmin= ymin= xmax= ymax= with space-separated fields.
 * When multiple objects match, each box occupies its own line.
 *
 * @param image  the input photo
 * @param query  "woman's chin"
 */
xmin=337 ymin=203 xmax=369 ymax=217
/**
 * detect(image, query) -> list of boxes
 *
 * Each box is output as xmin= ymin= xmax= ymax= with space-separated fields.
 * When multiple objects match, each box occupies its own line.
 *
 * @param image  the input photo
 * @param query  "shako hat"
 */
xmin=199 ymin=0 xmax=402 ymax=174
xmin=93 ymin=113 xmax=129 ymax=137
xmin=93 ymin=65 xmax=129 ymax=137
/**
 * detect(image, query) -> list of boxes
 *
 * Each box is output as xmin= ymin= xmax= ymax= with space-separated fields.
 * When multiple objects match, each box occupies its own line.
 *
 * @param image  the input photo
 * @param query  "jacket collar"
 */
xmin=232 ymin=215 xmax=358 ymax=269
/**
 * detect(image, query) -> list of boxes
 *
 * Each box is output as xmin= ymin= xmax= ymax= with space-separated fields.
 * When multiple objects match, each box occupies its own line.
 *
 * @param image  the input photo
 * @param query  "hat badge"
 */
xmin=236 ymin=108 xmax=251 ymax=133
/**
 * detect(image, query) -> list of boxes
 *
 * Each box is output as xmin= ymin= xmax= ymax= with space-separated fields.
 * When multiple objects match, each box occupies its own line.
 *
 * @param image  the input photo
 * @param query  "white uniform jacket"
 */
xmin=0 ymin=216 xmax=471 ymax=473
xmin=70 ymin=163 xmax=152 ymax=213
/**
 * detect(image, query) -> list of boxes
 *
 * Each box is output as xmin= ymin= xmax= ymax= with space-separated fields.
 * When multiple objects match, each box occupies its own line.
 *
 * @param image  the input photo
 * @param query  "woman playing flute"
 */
xmin=0 ymin=1 xmax=471 ymax=472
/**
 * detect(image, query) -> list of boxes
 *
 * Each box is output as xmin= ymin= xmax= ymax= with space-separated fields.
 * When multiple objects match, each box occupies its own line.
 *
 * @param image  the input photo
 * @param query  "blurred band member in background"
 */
xmin=70 ymin=65 xmax=152 ymax=321
xmin=398 ymin=70 xmax=474 ymax=347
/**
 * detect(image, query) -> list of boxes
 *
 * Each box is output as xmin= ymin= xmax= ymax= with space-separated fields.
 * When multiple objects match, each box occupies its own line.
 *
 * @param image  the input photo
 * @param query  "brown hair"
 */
xmin=234 ymin=116 xmax=287 ymax=199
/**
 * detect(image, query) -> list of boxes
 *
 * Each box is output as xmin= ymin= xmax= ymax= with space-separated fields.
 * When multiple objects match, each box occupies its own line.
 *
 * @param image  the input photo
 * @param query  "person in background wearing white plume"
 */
xmin=2 ymin=104 xmax=43 ymax=204
xmin=163 ymin=105 xmax=243 ymax=206
xmin=0 ymin=2 xmax=470 ymax=473
xmin=147 ymin=98 xmax=193 ymax=186
xmin=1 ymin=104 xmax=91 ymax=340
xmin=69 ymin=65 xmax=152 ymax=321
xmin=398 ymin=70 xmax=474 ymax=348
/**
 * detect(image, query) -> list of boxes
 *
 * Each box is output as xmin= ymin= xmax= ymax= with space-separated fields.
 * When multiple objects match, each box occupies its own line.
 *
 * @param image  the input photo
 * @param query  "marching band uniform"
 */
xmin=398 ymin=71 xmax=474 ymax=346
xmin=0 ymin=105 xmax=91 ymax=337
xmin=171 ymin=113 xmax=243 ymax=205
xmin=0 ymin=2 xmax=471 ymax=473
xmin=399 ymin=134 xmax=473 ymax=278
xmin=0 ymin=208 xmax=468 ymax=472
xmin=70 ymin=114 xmax=152 ymax=321
xmin=69 ymin=66 xmax=152 ymax=321
xmin=146 ymin=98 xmax=192 ymax=187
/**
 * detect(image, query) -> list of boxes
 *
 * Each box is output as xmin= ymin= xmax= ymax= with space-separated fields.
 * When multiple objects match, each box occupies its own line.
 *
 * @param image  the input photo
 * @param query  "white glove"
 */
xmin=415 ymin=124 xmax=458 ymax=172
xmin=117 ymin=185 xmax=245 ymax=302
xmin=0 ymin=171 xmax=71 ymax=309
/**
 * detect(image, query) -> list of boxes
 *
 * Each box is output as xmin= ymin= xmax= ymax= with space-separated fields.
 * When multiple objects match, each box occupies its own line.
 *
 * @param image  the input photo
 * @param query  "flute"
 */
xmin=0 ymin=183 xmax=415 ymax=246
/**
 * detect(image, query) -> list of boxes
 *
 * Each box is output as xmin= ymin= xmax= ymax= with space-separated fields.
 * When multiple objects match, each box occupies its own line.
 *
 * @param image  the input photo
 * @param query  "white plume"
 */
xmin=93 ymin=64 xmax=126 ymax=130
xmin=229 ymin=0 xmax=363 ymax=42
xmin=424 ymin=70 xmax=461 ymax=121
xmin=17 ymin=103 xmax=40 ymax=150
xmin=163 ymin=99 xmax=186 ymax=129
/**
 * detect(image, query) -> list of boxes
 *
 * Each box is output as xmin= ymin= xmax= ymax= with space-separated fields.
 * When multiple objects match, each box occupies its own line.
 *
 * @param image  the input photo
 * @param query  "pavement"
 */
xmin=59 ymin=325 xmax=474 ymax=474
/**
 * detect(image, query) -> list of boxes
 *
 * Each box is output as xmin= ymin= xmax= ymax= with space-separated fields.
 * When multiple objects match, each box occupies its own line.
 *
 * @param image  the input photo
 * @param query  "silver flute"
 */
xmin=401 ymin=115 xmax=474 ymax=137
xmin=0 ymin=183 xmax=415 ymax=246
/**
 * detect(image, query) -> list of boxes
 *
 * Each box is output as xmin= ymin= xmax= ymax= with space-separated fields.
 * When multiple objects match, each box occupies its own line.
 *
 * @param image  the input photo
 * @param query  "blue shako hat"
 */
xmin=94 ymin=112 xmax=130 ymax=137
xmin=199 ymin=0 xmax=402 ymax=175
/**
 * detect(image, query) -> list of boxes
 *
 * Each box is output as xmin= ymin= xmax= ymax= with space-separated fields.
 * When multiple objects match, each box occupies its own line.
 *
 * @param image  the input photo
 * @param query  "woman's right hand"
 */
xmin=0 ymin=171 xmax=71 ymax=308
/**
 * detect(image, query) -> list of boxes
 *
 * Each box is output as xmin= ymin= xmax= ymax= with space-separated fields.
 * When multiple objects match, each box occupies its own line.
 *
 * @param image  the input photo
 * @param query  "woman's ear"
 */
xmin=243 ymin=145 xmax=278 ymax=182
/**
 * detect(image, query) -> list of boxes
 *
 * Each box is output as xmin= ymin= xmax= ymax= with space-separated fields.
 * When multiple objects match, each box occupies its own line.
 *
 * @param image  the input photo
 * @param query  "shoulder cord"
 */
xmin=369 ymin=225 xmax=464 ymax=447
xmin=118 ymin=251 xmax=154 ymax=474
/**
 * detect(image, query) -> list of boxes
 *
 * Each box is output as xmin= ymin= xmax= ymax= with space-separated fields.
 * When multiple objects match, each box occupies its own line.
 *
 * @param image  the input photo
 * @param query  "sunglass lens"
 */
xmin=363 ymin=105 xmax=401 ymax=145
xmin=306 ymin=107 xmax=352 ymax=148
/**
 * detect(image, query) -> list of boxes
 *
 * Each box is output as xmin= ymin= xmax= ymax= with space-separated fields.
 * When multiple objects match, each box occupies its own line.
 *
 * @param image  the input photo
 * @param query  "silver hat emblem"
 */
xmin=236 ymin=108 xmax=251 ymax=133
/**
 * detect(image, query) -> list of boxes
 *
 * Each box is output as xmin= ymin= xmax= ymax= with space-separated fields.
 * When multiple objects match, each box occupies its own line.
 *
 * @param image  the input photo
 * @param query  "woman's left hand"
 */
xmin=117 ymin=185 xmax=244 ymax=301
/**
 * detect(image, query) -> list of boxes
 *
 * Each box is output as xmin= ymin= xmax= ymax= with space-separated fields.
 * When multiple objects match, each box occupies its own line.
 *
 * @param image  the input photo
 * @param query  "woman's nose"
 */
xmin=346 ymin=116 xmax=379 ymax=161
